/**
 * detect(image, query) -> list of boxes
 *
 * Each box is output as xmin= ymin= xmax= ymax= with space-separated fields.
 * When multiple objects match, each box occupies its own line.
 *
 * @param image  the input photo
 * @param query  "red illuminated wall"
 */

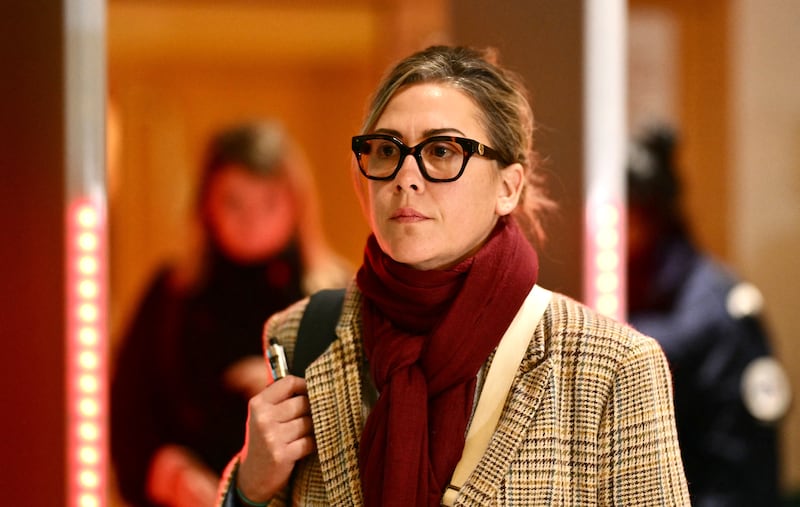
xmin=0 ymin=2 xmax=67 ymax=504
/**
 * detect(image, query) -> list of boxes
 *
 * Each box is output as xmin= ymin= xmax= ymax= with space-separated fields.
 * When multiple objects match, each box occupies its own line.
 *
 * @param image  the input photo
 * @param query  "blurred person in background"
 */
xmin=111 ymin=119 xmax=352 ymax=507
xmin=626 ymin=124 xmax=791 ymax=507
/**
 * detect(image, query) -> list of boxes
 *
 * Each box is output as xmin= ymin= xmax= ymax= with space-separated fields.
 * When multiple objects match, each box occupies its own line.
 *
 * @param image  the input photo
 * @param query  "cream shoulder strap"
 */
xmin=441 ymin=284 xmax=552 ymax=506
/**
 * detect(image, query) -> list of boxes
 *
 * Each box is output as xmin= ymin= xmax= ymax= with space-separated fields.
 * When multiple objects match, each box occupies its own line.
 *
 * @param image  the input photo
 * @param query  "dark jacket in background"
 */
xmin=111 ymin=246 xmax=304 ymax=507
xmin=628 ymin=237 xmax=782 ymax=507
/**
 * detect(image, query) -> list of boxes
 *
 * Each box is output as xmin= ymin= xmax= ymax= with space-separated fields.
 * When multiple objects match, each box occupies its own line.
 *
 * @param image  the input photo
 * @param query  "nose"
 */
xmin=394 ymin=153 xmax=425 ymax=192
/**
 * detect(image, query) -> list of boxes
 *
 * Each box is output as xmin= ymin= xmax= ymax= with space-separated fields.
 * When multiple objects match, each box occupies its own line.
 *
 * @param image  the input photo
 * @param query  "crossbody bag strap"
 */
xmin=441 ymin=284 xmax=552 ymax=506
xmin=292 ymin=288 xmax=346 ymax=378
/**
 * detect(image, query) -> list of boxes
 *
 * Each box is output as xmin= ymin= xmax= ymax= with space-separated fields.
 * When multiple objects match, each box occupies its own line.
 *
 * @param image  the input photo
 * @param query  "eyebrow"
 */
xmin=373 ymin=127 xmax=467 ymax=140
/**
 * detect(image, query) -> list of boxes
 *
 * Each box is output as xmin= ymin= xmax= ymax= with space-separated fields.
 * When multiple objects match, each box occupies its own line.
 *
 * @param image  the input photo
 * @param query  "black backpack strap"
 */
xmin=292 ymin=288 xmax=346 ymax=378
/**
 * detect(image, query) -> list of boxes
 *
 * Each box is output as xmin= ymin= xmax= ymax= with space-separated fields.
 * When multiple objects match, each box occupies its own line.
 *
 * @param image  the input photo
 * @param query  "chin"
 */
xmin=383 ymin=248 xmax=430 ymax=269
xmin=225 ymin=245 xmax=283 ymax=264
xmin=394 ymin=251 xmax=449 ymax=271
xmin=378 ymin=231 xmax=431 ymax=262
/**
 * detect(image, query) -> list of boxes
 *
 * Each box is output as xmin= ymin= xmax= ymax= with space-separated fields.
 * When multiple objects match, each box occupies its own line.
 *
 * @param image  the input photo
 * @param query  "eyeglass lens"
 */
xmin=359 ymin=137 xmax=466 ymax=181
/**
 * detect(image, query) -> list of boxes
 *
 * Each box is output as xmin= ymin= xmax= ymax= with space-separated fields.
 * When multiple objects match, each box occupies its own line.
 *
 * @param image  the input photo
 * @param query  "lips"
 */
xmin=390 ymin=207 xmax=429 ymax=221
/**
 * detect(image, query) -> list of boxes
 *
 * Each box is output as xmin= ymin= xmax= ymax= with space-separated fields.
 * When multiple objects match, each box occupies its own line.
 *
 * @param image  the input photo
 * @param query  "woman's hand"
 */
xmin=146 ymin=444 xmax=220 ymax=507
xmin=236 ymin=375 xmax=316 ymax=502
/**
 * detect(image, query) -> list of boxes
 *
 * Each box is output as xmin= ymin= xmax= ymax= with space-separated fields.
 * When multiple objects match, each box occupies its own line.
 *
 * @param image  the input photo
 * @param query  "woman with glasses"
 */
xmin=218 ymin=46 xmax=689 ymax=507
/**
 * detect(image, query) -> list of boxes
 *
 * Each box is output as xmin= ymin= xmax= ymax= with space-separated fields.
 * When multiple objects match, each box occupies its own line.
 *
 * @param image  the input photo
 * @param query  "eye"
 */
xmin=424 ymin=140 xmax=460 ymax=160
xmin=374 ymin=140 xmax=398 ymax=159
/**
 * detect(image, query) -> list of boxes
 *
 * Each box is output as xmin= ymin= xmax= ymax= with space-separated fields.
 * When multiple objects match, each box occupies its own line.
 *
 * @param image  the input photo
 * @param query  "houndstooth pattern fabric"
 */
xmin=218 ymin=280 xmax=690 ymax=506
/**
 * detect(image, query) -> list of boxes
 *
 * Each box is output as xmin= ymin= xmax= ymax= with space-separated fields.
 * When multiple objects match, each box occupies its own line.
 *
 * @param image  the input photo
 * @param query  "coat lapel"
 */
xmin=453 ymin=305 xmax=553 ymax=505
xmin=305 ymin=293 xmax=365 ymax=506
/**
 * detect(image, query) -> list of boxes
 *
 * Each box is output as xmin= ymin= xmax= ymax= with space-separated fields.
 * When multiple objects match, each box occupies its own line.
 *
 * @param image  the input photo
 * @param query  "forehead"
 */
xmin=208 ymin=164 xmax=286 ymax=192
xmin=376 ymin=83 xmax=486 ymax=139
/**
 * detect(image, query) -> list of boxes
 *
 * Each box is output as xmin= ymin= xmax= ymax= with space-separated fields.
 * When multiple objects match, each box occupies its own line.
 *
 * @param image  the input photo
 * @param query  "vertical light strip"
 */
xmin=583 ymin=0 xmax=627 ymax=321
xmin=65 ymin=1 xmax=107 ymax=506
xmin=67 ymin=200 xmax=107 ymax=507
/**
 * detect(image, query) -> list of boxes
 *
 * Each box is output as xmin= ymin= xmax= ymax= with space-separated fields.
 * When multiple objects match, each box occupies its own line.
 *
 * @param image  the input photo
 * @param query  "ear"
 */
xmin=495 ymin=162 xmax=524 ymax=216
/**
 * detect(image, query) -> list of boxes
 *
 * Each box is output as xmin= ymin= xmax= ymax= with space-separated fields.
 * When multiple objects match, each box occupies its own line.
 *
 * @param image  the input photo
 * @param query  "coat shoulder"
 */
xmin=543 ymin=291 xmax=667 ymax=369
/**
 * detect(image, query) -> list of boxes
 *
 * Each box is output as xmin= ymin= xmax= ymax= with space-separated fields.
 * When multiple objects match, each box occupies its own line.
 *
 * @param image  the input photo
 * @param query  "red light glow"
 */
xmin=67 ymin=198 xmax=107 ymax=507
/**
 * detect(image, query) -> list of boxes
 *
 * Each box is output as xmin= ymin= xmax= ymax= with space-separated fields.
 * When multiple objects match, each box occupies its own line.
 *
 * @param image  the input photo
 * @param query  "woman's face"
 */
xmin=365 ymin=83 xmax=523 ymax=270
xmin=204 ymin=164 xmax=296 ymax=263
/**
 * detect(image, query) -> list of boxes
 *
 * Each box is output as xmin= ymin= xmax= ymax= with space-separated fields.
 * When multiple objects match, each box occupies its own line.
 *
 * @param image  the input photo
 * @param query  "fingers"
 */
xmin=285 ymin=433 xmax=316 ymax=461
xmin=238 ymin=378 xmax=316 ymax=500
xmin=274 ymin=394 xmax=311 ymax=424
xmin=247 ymin=401 xmax=313 ymax=449
xmin=263 ymin=375 xmax=308 ymax=400
xmin=279 ymin=413 xmax=314 ymax=444
xmin=249 ymin=377 xmax=310 ymax=422
xmin=245 ymin=376 xmax=315 ymax=458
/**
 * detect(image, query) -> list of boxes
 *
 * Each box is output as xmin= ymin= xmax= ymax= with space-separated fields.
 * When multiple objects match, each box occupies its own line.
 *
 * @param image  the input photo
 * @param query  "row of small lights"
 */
xmin=587 ymin=202 xmax=624 ymax=321
xmin=67 ymin=198 xmax=107 ymax=507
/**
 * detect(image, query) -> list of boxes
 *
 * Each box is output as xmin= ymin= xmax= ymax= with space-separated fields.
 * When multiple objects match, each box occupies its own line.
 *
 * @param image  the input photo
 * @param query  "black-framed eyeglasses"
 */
xmin=351 ymin=134 xmax=504 ymax=183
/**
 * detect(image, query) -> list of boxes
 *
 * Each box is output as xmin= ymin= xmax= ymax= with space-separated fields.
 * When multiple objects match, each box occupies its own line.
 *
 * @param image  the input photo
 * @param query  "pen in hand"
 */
xmin=266 ymin=337 xmax=289 ymax=383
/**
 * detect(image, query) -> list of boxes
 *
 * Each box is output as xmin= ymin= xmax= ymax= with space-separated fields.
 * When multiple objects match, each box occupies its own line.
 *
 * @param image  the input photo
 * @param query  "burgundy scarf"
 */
xmin=355 ymin=217 xmax=539 ymax=507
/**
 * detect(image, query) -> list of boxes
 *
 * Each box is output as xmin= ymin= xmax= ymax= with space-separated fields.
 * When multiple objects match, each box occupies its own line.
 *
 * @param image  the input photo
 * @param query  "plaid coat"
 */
xmin=219 ymin=282 xmax=690 ymax=506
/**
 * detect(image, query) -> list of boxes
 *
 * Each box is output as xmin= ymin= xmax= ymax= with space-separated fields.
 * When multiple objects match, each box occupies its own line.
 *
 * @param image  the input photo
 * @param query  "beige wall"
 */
xmin=730 ymin=0 xmax=800 ymax=491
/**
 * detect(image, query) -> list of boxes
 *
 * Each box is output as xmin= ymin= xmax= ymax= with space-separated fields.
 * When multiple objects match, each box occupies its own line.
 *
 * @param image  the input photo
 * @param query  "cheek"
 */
xmin=459 ymin=180 xmax=499 ymax=219
xmin=247 ymin=190 xmax=296 ymax=235
xmin=365 ymin=184 xmax=388 ymax=228
xmin=260 ymin=197 xmax=296 ymax=238
xmin=208 ymin=208 xmax=246 ymax=247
